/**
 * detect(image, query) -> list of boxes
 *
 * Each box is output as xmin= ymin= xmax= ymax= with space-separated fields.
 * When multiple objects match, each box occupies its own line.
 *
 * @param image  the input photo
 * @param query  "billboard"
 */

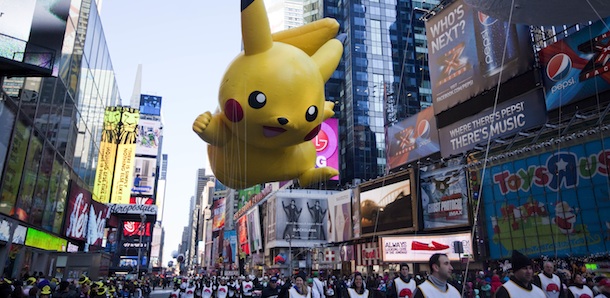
xmin=223 ymin=230 xmax=237 ymax=264
xmin=212 ymin=198 xmax=227 ymax=232
xmin=265 ymin=196 xmax=277 ymax=243
xmin=64 ymin=182 xmax=92 ymax=241
xmin=438 ymin=89 xmax=547 ymax=157
xmin=327 ymin=189 xmax=352 ymax=243
xmin=123 ymin=221 xmax=151 ymax=237
xmin=0 ymin=0 xmax=71 ymax=76
xmin=386 ymin=106 xmax=440 ymax=169
xmin=139 ymin=94 xmax=162 ymax=116
xmin=111 ymin=108 xmax=140 ymax=204
xmin=93 ymin=107 xmax=121 ymax=203
xmin=238 ymin=185 xmax=261 ymax=211
xmin=426 ymin=0 xmax=534 ymax=114
xmin=539 ymin=16 xmax=610 ymax=111
xmin=236 ymin=215 xmax=250 ymax=255
xmin=420 ymin=166 xmax=470 ymax=230
xmin=357 ymin=171 xmax=416 ymax=235
xmin=313 ymin=118 xmax=339 ymax=180
xmin=87 ymin=200 xmax=109 ymax=247
xmin=380 ymin=232 xmax=473 ymax=262
xmin=0 ymin=220 xmax=26 ymax=245
xmin=247 ymin=206 xmax=262 ymax=252
xmin=131 ymin=157 xmax=156 ymax=196
xmin=25 ymin=228 xmax=67 ymax=252
xmin=276 ymin=195 xmax=329 ymax=241
xmin=481 ymin=137 xmax=610 ymax=258
xmin=136 ymin=119 xmax=161 ymax=156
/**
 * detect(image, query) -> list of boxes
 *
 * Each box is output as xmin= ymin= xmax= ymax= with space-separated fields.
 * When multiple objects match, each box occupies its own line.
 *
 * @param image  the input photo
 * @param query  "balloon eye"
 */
xmin=248 ymin=91 xmax=266 ymax=109
xmin=305 ymin=106 xmax=318 ymax=122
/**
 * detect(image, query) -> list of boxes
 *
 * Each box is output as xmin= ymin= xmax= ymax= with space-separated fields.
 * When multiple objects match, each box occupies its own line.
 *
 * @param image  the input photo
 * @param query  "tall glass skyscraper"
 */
xmin=323 ymin=0 xmax=438 ymax=184
xmin=0 ymin=0 xmax=120 ymax=275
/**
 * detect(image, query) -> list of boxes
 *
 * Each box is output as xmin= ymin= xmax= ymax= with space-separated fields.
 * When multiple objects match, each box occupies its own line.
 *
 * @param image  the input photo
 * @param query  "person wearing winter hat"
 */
xmin=289 ymin=272 xmax=311 ymax=298
xmin=388 ymin=263 xmax=416 ymax=298
xmin=495 ymin=250 xmax=545 ymax=298
xmin=533 ymin=261 xmax=565 ymax=298
xmin=414 ymin=253 xmax=460 ymax=298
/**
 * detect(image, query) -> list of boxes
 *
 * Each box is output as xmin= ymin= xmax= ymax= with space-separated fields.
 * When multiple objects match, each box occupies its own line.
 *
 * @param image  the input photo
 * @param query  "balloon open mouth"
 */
xmin=263 ymin=126 xmax=286 ymax=137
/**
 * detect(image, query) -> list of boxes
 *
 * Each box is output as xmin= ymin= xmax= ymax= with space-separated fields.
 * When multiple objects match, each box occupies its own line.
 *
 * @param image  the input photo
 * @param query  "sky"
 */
xmin=100 ymin=1 xmax=241 ymax=266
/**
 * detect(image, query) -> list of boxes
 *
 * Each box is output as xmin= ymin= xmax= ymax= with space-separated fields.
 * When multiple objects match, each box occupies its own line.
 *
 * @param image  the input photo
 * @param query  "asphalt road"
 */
xmin=150 ymin=288 xmax=172 ymax=298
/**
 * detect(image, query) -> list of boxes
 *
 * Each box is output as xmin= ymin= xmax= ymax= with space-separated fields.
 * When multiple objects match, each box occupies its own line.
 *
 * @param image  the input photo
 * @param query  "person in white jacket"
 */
xmin=289 ymin=272 xmax=312 ymax=298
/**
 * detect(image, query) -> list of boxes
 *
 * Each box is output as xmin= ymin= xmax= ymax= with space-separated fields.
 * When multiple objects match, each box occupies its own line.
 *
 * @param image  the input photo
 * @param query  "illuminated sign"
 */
xmin=111 ymin=108 xmax=140 ymax=204
xmin=379 ymin=232 xmax=473 ymax=262
xmin=25 ymin=228 xmax=67 ymax=252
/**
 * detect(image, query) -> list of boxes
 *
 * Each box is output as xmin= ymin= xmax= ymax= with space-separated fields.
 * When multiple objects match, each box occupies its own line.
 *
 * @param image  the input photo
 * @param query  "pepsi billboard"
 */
xmin=480 ymin=137 xmax=610 ymax=259
xmin=438 ymin=89 xmax=547 ymax=157
xmin=386 ymin=106 xmax=440 ymax=170
xmin=539 ymin=16 xmax=610 ymax=111
xmin=426 ymin=0 xmax=534 ymax=115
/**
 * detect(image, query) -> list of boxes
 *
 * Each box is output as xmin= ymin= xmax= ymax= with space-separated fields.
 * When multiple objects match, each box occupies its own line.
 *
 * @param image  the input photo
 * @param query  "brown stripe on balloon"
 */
xmin=241 ymin=0 xmax=255 ymax=11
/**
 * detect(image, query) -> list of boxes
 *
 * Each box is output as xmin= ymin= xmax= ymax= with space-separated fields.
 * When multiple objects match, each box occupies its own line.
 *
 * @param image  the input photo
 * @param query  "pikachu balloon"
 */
xmin=193 ymin=0 xmax=343 ymax=189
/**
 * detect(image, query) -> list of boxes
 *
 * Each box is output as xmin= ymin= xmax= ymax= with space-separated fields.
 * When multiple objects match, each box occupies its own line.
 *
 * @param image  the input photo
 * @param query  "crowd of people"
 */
xmin=2 ymin=252 xmax=609 ymax=298
xmin=0 ymin=273 xmax=153 ymax=298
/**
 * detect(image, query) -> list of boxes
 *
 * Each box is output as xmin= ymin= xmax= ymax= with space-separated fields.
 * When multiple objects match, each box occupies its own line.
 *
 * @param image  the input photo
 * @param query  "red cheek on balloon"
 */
xmin=304 ymin=125 xmax=321 ymax=141
xmin=224 ymin=99 xmax=243 ymax=122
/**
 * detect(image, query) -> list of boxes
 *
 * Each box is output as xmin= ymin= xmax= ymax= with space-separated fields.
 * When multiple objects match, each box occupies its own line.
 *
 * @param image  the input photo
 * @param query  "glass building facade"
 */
xmin=323 ymin=0 xmax=438 ymax=184
xmin=0 ymin=0 xmax=120 ymax=236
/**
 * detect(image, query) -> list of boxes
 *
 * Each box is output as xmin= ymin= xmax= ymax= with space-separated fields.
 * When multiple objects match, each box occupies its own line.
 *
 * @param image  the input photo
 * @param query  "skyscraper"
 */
xmin=323 ymin=0 xmax=438 ymax=183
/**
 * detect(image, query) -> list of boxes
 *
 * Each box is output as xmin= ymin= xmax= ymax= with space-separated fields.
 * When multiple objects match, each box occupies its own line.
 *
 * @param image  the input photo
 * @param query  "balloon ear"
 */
xmin=241 ymin=0 xmax=273 ymax=55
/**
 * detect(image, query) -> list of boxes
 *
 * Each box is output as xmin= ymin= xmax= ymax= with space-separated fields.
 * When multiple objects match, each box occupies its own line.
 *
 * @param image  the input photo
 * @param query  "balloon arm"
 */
xmin=192 ymin=112 xmax=229 ymax=146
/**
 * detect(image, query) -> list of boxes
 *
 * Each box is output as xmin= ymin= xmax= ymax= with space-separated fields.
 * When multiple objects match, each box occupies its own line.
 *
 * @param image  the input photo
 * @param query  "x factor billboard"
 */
xmin=426 ymin=0 xmax=534 ymax=115
xmin=480 ymin=137 xmax=610 ymax=259
xmin=386 ymin=106 xmax=440 ymax=170
xmin=539 ymin=16 xmax=610 ymax=111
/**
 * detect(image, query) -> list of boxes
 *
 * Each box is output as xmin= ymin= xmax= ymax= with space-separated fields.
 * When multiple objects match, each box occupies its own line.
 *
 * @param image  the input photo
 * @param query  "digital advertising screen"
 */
xmin=386 ymin=106 xmax=440 ymax=169
xmin=357 ymin=171 xmax=416 ymax=235
xmin=426 ymin=0 xmax=534 ymax=114
xmin=539 ymin=16 xmax=610 ymax=111
xmin=420 ymin=166 xmax=470 ymax=230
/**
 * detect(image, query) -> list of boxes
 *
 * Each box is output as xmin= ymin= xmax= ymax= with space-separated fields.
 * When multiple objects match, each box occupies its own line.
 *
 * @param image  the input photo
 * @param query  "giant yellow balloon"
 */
xmin=193 ymin=0 xmax=343 ymax=189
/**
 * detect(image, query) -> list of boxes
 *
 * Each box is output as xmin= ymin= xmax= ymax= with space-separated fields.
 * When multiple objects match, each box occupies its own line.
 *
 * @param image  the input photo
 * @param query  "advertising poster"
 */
xmin=426 ymin=0 xmax=534 ymax=114
xmin=420 ymin=166 xmax=470 ymax=230
xmin=123 ymin=221 xmax=151 ymax=237
xmin=327 ymin=190 xmax=352 ymax=243
xmin=111 ymin=107 xmax=140 ymax=204
xmin=129 ymin=196 xmax=153 ymax=205
xmin=139 ymin=94 xmax=162 ymax=116
xmin=0 ymin=0 xmax=36 ymax=61
xmin=380 ymin=232 xmax=473 ymax=262
xmin=236 ymin=215 xmax=250 ymax=255
xmin=105 ymin=228 xmax=118 ymax=253
xmin=212 ymin=198 xmax=226 ymax=232
xmin=276 ymin=195 xmax=328 ymax=241
xmin=539 ymin=16 xmax=610 ymax=111
xmin=266 ymin=196 xmax=277 ymax=243
xmin=438 ymin=89 xmax=547 ymax=157
xmin=64 ymin=182 xmax=91 ymax=241
xmin=26 ymin=0 xmax=71 ymax=75
xmin=238 ymin=185 xmax=261 ymax=211
xmin=87 ymin=201 xmax=109 ymax=247
xmin=358 ymin=173 xmax=415 ymax=235
xmin=131 ymin=157 xmax=156 ymax=196
xmin=136 ymin=119 xmax=161 ymax=157
xmin=386 ymin=106 xmax=440 ymax=169
xmin=93 ymin=107 xmax=121 ymax=203
xmin=481 ymin=137 xmax=610 ymax=258
xmin=0 ymin=220 xmax=26 ymax=244
xmin=247 ymin=206 xmax=263 ymax=252
xmin=313 ymin=118 xmax=339 ymax=180
xmin=223 ymin=230 xmax=237 ymax=265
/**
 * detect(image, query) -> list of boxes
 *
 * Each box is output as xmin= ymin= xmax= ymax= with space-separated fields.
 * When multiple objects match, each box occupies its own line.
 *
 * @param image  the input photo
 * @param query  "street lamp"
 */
xmin=286 ymin=234 xmax=292 ymax=276
xmin=137 ymin=213 xmax=147 ymax=278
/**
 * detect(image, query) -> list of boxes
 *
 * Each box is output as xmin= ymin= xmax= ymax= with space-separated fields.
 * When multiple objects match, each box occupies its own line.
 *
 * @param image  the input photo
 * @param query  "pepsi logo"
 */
xmin=546 ymin=53 xmax=572 ymax=81
xmin=417 ymin=120 xmax=430 ymax=139
xmin=478 ymin=12 xmax=497 ymax=26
